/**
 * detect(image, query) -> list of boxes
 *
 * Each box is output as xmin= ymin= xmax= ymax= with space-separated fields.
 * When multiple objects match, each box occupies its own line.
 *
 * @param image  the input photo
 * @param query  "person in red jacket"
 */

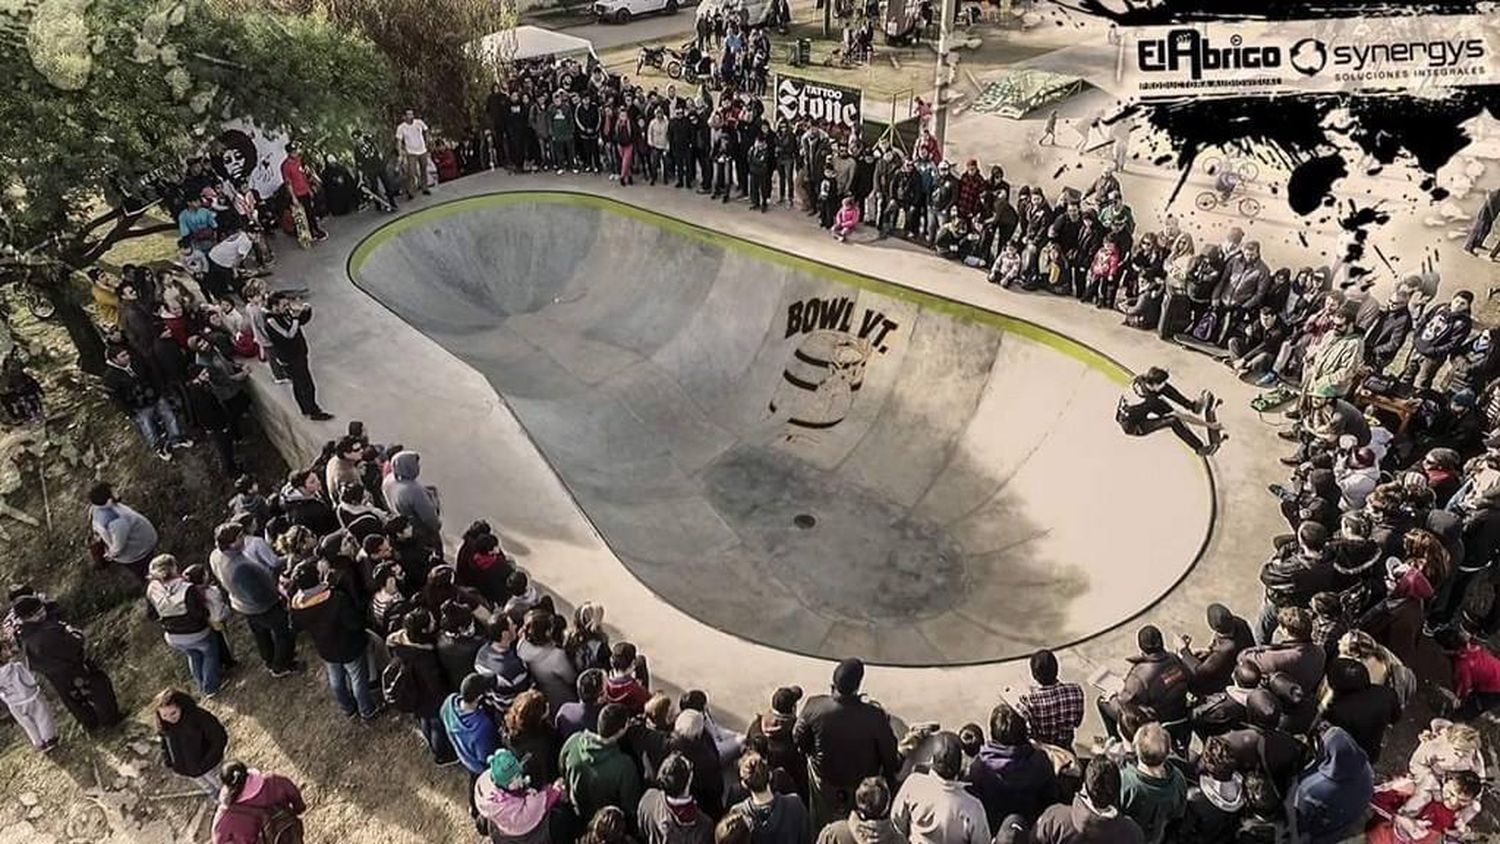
xmin=211 ymin=761 xmax=306 ymax=843
xmin=279 ymin=142 xmax=327 ymax=242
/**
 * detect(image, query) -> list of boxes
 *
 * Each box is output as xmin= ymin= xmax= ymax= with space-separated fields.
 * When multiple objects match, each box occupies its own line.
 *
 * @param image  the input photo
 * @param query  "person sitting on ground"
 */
xmin=965 ymin=701 xmax=1056 ymax=828
xmin=1367 ymin=769 xmax=1481 ymax=844
xmin=505 ymin=688 xmax=561 ymax=786
xmin=517 ymin=610 xmax=577 ymax=717
xmin=557 ymin=668 xmax=606 ymax=742
xmin=1030 ymin=757 xmax=1144 ymax=844
xmin=891 ymin=730 xmax=990 ymax=844
xmin=1015 ymin=649 xmax=1085 ymax=750
xmin=1118 ymin=722 xmax=1186 ymax=844
xmin=1097 ymin=625 xmax=1190 ymax=741
xmin=1177 ymin=603 xmax=1254 ymax=695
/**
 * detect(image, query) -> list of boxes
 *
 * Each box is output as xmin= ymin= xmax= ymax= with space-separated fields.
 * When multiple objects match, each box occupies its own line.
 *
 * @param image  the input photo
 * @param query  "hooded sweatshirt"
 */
xmin=211 ymin=770 xmax=305 ymax=844
xmin=441 ymin=693 xmax=501 ymax=775
xmin=746 ymin=710 xmax=809 ymax=798
xmin=737 ymin=791 xmax=812 ymax=844
xmin=638 ymin=789 xmax=714 ymax=844
xmin=1031 ymin=793 xmax=1145 ymax=844
xmin=381 ymin=452 xmax=442 ymax=540
xmin=1291 ymin=727 xmax=1373 ymax=843
xmin=560 ymin=729 xmax=643 ymax=824
xmin=89 ymin=502 xmax=158 ymax=565
xmin=966 ymin=740 xmax=1057 ymax=826
xmin=476 ymin=778 xmax=562 ymax=844
xmin=1175 ymin=774 xmax=1243 ymax=844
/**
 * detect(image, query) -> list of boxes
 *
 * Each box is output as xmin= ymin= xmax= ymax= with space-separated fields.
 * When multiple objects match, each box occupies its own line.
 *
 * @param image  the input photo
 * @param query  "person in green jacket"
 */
xmin=560 ymin=702 xmax=641 ymax=826
xmin=549 ymin=94 xmax=576 ymax=174
xmin=1119 ymin=722 xmax=1187 ymax=844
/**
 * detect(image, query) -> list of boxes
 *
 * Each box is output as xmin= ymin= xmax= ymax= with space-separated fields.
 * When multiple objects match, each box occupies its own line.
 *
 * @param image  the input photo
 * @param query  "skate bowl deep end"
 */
xmin=349 ymin=191 xmax=1215 ymax=666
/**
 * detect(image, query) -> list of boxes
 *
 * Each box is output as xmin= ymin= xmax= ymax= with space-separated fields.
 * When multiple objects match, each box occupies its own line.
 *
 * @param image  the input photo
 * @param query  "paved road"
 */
xmin=350 ymin=191 xmax=1212 ymax=666
xmin=559 ymin=7 xmax=699 ymax=51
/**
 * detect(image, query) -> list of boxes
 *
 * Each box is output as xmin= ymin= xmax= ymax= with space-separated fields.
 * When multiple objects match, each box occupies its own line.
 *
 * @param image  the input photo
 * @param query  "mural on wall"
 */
xmin=769 ymin=295 xmax=900 ymax=430
xmin=212 ymin=120 xmax=289 ymax=199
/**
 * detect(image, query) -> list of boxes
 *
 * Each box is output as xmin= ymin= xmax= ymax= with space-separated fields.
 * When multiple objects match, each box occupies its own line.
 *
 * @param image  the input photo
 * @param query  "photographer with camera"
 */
xmin=265 ymin=291 xmax=333 ymax=422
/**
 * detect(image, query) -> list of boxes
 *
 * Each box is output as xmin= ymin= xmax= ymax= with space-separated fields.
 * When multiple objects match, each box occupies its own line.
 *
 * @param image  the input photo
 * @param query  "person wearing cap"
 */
xmin=793 ymin=658 xmax=900 ymax=832
xmin=1176 ymin=603 xmax=1254 ymax=696
xmin=637 ymin=751 xmax=714 ymax=844
xmin=11 ymin=595 xmax=121 ymax=731
xmin=1404 ymin=290 xmax=1475 ymax=389
xmin=891 ymin=731 xmax=989 ymax=844
xmin=476 ymin=746 xmax=565 ymax=844
xmin=561 ymin=702 xmax=644 ymax=826
xmin=1096 ymin=626 xmax=1190 ymax=743
xmin=745 ymin=685 xmax=809 ymax=799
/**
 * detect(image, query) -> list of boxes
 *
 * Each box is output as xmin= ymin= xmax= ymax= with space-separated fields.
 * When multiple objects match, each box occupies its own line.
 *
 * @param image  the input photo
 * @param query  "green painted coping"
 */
xmin=348 ymin=190 xmax=1132 ymax=385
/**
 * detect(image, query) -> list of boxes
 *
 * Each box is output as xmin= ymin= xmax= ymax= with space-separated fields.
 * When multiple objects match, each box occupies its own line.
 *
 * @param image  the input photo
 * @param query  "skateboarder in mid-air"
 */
xmin=1116 ymin=367 xmax=1224 ymax=456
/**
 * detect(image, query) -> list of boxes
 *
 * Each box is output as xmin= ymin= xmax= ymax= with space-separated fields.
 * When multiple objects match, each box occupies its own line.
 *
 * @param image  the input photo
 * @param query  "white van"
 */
xmin=593 ymin=0 xmax=681 ymax=24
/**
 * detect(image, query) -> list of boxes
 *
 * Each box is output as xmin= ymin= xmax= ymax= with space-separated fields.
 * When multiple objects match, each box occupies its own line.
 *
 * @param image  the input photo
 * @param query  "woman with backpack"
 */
xmin=156 ymin=687 xmax=229 ymax=797
xmin=211 ymin=760 xmax=306 ymax=844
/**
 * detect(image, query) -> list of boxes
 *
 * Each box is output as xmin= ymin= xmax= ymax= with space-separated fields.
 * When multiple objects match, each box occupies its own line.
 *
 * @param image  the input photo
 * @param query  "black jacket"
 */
xmin=266 ymin=307 xmax=312 ymax=359
xmin=159 ymin=699 xmax=228 ymax=777
xmin=387 ymin=630 xmax=452 ymax=718
xmin=1222 ymin=726 xmax=1305 ymax=795
xmin=1321 ymin=662 xmax=1401 ymax=764
xmin=793 ymin=693 xmax=900 ymax=789
xmin=102 ymin=360 xmax=161 ymax=412
xmin=16 ymin=616 xmax=89 ymax=677
xmin=1179 ymin=622 xmax=1253 ymax=695
xmin=437 ymin=630 xmax=486 ymax=689
xmin=746 ymin=711 xmax=809 ymax=798
xmin=290 ymin=586 xmax=368 ymax=665
xmin=1117 ymin=651 xmax=1191 ymax=722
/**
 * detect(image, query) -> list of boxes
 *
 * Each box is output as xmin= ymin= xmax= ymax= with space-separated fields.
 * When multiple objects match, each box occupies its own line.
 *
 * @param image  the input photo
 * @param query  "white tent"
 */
xmin=472 ymin=25 xmax=598 ymax=67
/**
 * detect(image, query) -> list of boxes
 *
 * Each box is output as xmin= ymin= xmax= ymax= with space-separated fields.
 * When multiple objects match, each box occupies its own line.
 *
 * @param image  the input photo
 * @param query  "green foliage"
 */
xmin=0 ymin=0 xmax=394 ymax=260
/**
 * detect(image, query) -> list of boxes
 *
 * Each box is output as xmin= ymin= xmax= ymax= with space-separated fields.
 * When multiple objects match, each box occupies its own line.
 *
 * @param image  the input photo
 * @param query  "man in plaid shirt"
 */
xmin=1015 ymin=650 xmax=1085 ymax=750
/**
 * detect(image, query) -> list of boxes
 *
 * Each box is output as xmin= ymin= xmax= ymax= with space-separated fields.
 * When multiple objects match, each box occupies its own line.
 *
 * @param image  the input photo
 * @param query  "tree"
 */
xmin=0 ymin=0 xmax=393 ymax=371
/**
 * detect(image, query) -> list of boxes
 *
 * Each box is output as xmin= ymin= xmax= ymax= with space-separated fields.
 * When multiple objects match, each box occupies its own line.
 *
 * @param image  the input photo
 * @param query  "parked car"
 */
xmin=594 ymin=0 xmax=679 ymax=24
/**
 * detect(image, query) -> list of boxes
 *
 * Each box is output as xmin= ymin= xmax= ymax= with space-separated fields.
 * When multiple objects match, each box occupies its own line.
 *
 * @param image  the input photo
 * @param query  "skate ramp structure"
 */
xmin=350 ymin=192 xmax=1214 ymax=666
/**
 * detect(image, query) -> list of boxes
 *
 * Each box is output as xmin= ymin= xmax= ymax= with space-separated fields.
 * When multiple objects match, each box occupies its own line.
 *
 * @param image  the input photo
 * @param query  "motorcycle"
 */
xmin=636 ymin=44 xmax=667 ymax=75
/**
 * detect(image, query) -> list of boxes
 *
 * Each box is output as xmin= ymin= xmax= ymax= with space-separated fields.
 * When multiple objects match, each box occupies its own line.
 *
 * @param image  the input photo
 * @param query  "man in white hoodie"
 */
xmin=891 ymin=732 xmax=990 ymax=844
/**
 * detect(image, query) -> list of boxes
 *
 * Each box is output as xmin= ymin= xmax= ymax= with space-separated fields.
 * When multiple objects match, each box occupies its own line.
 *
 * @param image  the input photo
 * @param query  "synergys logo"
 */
xmin=1287 ymin=35 xmax=1485 ymax=77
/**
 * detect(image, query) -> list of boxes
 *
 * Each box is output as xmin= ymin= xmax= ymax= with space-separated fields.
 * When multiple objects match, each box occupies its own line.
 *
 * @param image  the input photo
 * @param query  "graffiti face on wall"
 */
xmin=769 ymin=295 xmax=900 ymax=430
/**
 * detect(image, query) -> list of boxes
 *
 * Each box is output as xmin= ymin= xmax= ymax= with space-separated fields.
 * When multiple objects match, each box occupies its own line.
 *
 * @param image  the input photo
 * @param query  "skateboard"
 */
xmin=1173 ymin=333 xmax=1230 ymax=360
xmin=1251 ymin=386 xmax=1296 ymax=412
xmin=289 ymin=197 xmax=313 ymax=249
xmin=1200 ymin=389 xmax=1223 ymax=455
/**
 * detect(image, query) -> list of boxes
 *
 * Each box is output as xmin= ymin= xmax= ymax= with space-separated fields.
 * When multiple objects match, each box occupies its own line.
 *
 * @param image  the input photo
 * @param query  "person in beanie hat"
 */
xmin=561 ymin=702 xmax=643 ymax=826
xmin=1096 ymin=626 xmax=1189 ymax=741
xmin=795 ymin=658 xmax=900 ymax=832
xmin=815 ymin=777 xmax=904 ymax=844
xmin=1178 ymin=603 xmax=1254 ymax=695
xmin=476 ymin=747 xmax=565 ymax=844
xmin=637 ymin=751 xmax=714 ymax=844
xmin=746 ymin=685 xmax=809 ymax=798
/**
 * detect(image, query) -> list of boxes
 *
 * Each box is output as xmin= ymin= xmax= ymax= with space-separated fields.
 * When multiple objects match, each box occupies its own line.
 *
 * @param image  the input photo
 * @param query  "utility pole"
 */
xmin=933 ymin=0 xmax=955 ymax=152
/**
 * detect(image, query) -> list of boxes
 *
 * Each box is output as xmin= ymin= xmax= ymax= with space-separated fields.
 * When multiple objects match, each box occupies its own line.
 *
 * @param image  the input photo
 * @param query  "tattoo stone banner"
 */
xmin=775 ymin=73 xmax=863 ymax=130
xmin=1119 ymin=14 xmax=1500 ymax=99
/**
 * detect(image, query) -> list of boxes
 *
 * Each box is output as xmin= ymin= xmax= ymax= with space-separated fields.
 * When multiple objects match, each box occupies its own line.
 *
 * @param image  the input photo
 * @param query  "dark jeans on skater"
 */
xmin=44 ymin=664 xmax=121 ymax=731
xmin=275 ymin=352 xmax=323 ymax=416
xmin=244 ymin=604 xmax=295 ymax=673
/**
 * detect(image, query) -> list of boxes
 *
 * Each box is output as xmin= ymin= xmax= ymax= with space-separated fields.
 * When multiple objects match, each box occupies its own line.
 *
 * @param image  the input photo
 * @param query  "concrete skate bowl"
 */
xmin=349 ymin=191 xmax=1215 ymax=666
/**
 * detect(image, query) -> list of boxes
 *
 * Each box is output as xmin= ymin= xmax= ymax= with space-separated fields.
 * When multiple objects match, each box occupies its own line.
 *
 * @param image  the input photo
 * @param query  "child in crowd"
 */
xmin=832 ymin=197 xmax=861 ymax=242
xmin=1367 ymin=771 xmax=1481 ymax=844
xmin=0 ymin=637 xmax=57 ymax=752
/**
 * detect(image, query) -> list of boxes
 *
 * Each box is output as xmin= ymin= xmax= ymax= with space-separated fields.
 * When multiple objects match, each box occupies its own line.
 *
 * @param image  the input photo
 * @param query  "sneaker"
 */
xmin=155 ymin=446 xmax=172 ymax=462
xmin=1276 ymin=429 xmax=1299 ymax=441
xmin=1278 ymin=455 xmax=1303 ymax=467
xmin=39 ymin=738 xmax=58 ymax=753
xmin=273 ymin=377 xmax=291 ymax=385
xmin=172 ymin=438 xmax=194 ymax=449
xmin=436 ymin=757 xmax=462 ymax=768
xmin=1256 ymin=372 xmax=1279 ymax=386
xmin=422 ymin=189 xmax=431 ymax=196
xmin=360 ymin=704 xmax=387 ymax=722
xmin=269 ymin=667 xmax=296 ymax=679
xmin=313 ymin=232 xmax=328 ymax=242
xmin=307 ymin=411 xmax=335 ymax=421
